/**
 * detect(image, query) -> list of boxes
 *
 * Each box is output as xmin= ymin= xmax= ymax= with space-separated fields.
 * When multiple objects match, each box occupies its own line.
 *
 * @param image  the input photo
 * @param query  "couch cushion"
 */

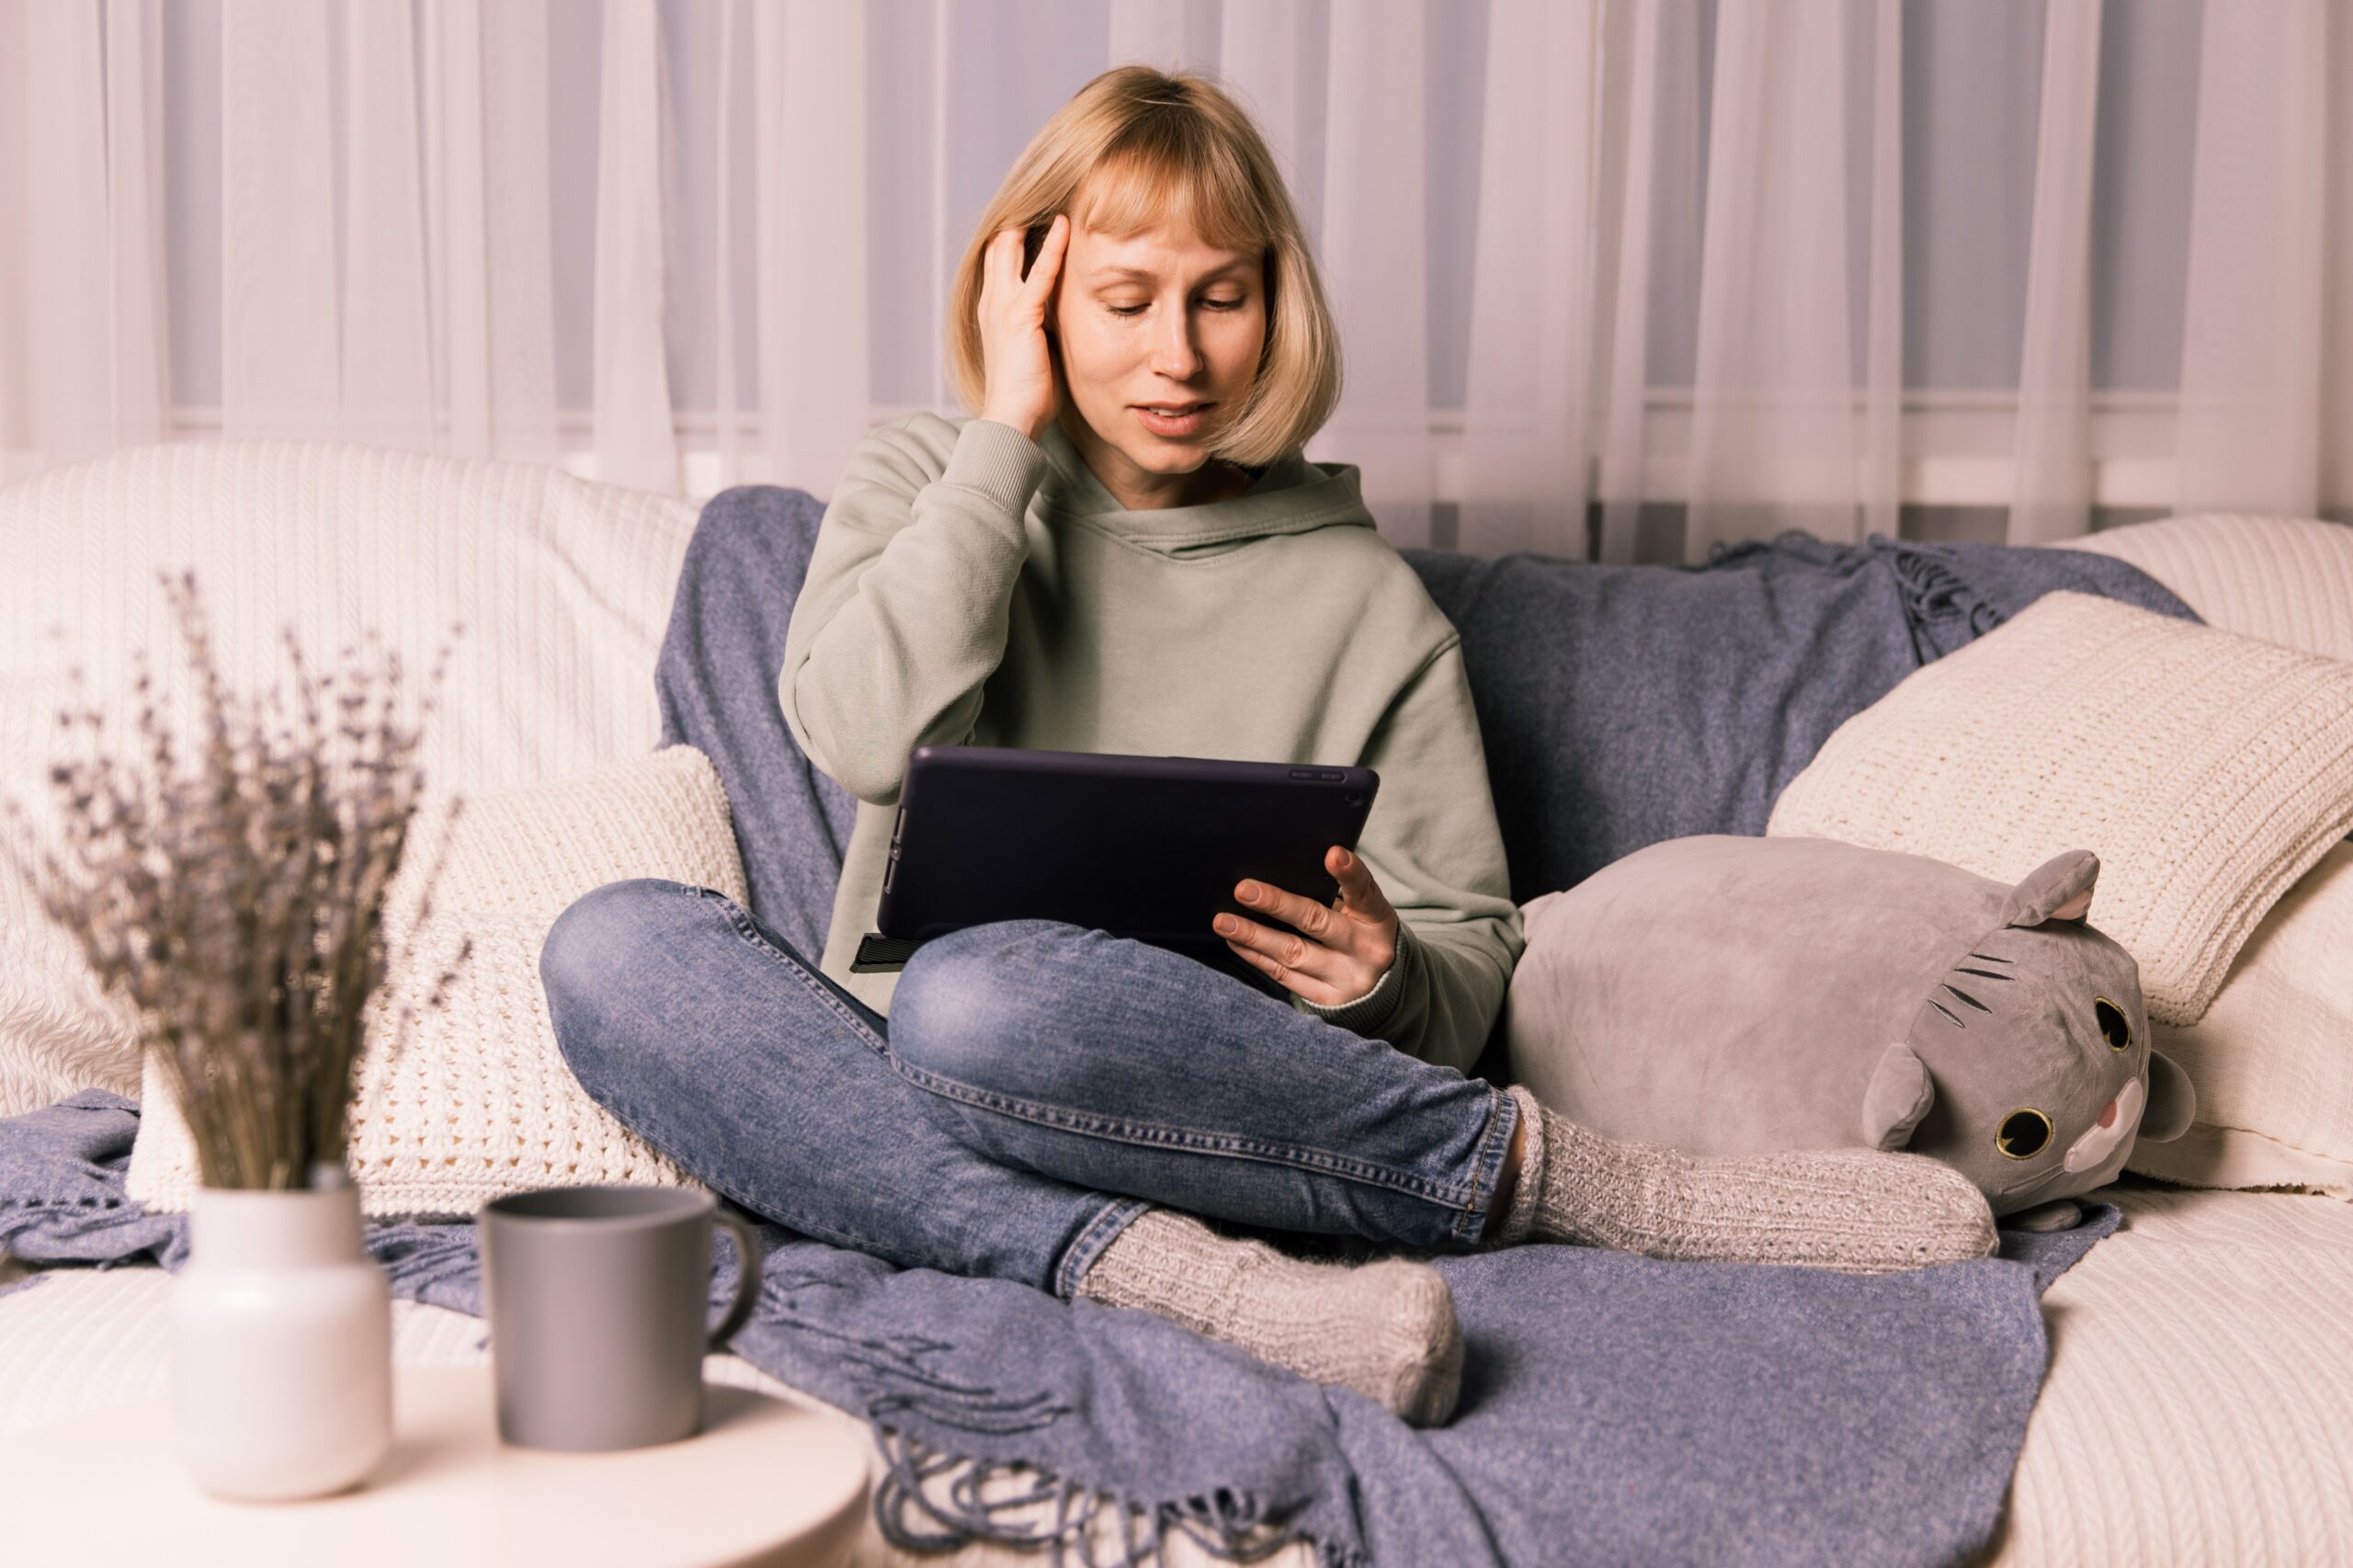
xmin=2120 ymin=840 xmax=2353 ymax=1197
xmin=1768 ymin=591 xmax=2353 ymax=1028
xmin=125 ymin=745 xmax=736 ymax=1218
xmin=2061 ymin=513 xmax=2353 ymax=664
xmin=0 ymin=440 xmax=699 ymax=1116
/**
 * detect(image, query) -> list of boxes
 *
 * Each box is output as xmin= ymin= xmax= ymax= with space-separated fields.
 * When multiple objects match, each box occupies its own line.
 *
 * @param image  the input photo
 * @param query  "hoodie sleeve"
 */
xmin=1290 ymin=635 xmax=1526 ymax=1074
xmin=780 ymin=416 xmax=1047 ymax=806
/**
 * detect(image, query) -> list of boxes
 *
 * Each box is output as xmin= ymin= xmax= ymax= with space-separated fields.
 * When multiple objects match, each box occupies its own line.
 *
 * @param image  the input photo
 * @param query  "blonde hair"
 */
xmin=943 ymin=66 xmax=1342 ymax=471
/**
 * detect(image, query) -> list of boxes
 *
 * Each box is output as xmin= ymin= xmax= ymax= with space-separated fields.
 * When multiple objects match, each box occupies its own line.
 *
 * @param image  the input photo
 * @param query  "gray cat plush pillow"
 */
xmin=1505 ymin=835 xmax=2196 ymax=1223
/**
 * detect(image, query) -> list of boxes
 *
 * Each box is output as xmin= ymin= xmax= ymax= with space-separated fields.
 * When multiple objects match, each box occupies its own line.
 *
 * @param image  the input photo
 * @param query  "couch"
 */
xmin=3 ymin=441 xmax=2350 ymax=1565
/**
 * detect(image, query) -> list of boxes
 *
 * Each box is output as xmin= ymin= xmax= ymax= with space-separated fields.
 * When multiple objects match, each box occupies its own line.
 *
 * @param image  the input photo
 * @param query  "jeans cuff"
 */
xmin=1052 ymin=1195 xmax=1155 ymax=1299
xmin=1449 ymin=1083 xmax=1523 ymax=1245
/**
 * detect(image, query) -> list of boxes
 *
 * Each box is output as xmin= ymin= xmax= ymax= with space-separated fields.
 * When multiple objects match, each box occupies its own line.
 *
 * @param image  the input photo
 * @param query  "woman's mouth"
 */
xmin=1133 ymin=402 xmax=1212 ymax=437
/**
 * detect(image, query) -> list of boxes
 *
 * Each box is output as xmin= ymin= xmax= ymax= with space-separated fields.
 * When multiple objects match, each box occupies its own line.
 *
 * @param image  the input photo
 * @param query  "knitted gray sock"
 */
xmin=1493 ymin=1085 xmax=1996 ymax=1275
xmin=1074 ymin=1208 xmax=1463 ymax=1426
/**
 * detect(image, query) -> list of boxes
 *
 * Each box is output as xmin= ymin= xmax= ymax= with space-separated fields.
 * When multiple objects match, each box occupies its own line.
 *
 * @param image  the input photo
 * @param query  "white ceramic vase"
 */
xmin=170 ymin=1176 xmax=392 ymax=1500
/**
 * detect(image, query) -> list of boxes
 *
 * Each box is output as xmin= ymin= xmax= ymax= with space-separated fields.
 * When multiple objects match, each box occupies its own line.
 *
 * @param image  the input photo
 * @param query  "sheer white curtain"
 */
xmin=3 ymin=0 xmax=2348 ymax=556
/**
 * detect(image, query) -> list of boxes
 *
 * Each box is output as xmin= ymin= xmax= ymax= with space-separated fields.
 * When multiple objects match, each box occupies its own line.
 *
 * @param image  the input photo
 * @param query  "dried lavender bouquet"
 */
xmin=2 ymin=571 xmax=471 ymax=1191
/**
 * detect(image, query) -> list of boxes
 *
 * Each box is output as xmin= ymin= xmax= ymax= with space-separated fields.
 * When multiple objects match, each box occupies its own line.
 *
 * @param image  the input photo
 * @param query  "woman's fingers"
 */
xmin=1215 ymin=875 xmax=1356 ymax=984
xmin=1215 ymin=890 xmax=1336 ymax=983
xmin=1030 ymin=213 xmax=1069 ymax=294
xmin=1233 ymin=877 xmax=1335 ymax=942
xmin=1328 ymin=846 xmax=1394 ymax=919
xmin=1222 ymin=936 xmax=1353 ymax=1006
xmin=1211 ymin=850 xmax=1401 ymax=1005
xmin=1215 ymin=910 xmax=1319 ymax=973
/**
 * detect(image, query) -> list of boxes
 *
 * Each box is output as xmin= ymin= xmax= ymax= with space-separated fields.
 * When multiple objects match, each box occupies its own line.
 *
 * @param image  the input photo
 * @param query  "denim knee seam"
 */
xmin=894 ymin=1058 xmax=1493 ymax=1210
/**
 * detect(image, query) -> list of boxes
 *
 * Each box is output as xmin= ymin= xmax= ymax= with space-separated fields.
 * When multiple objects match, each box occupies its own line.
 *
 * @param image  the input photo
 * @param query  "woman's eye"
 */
xmin=1106 ymin=299 xmax=1246 ymax=317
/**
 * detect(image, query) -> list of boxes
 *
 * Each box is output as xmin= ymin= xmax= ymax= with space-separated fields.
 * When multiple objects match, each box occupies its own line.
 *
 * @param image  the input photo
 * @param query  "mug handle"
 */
xmin=706 ymin=1208 xmax=764 ymax=1352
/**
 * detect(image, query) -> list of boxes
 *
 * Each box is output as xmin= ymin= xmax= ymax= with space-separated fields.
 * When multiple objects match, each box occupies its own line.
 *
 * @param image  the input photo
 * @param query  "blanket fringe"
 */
xmin=1877 ymin=536 xmax=2006 ymax=653
xmin=870 ymin=1425 xmax=1358 ymax=1568
xmin=742 ymin=1269 xmax=1358 ymax=1565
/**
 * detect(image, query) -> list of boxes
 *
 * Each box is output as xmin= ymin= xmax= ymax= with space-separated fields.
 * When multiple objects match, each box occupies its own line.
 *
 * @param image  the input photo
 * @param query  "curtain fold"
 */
xmin=220 ymin=0 xmax=338 ymax=439
xmin=25 ymin=0 xmax=117 ymax=463
xmin=478 ymin=0 xmax=562 ymax=463
xmin=340 ymin=0 xmax=433 ymax=451
xmin=2006 ymin=0 xmax=2102 ymax=546
xmin=434 ymin=0 xmax=491 ymax=458
xmin=711 ymin=0 xmax=740 ymax=488
xmin=2327 ymin=2 xmax=2353 ymax=519
xmin=3 ymin=1 xmax=2348 ymax=549
xmin=1594 ymin=0 xmax=1674 ymax=565
xmin=590 ymin=0 xmax=678 ymax=494
xmin=1686 ymin=0 xmax=1863 ymax=561
xmin=756 ymin=0 xmax=870 ymax=498
xmin=2174 ymin=0 xmax=2325 ymax=519
xmin=103 ymin=0 xmax=168 ymax=450
xmin=1861 ymin=0 xmax=1902 ymax=543
xmin=1217 ymin=0 xmax=1305 ymax=198
xmin=1315 ymin=0 xmax=1435 ymax=548
xmin=1458 ymin=0 xmax=1602 ymax=562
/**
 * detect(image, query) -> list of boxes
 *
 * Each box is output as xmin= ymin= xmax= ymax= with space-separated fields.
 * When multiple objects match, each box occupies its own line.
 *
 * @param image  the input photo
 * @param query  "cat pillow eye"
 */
xmin=2094 ymin=996 xmax=2131 ymax=1051
xmin=1995 ymin=1108 xmax=2053 ymax=1161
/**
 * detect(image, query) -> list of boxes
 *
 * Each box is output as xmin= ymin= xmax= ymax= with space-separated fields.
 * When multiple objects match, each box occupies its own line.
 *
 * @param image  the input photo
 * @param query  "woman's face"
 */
xmin=1048 ymin=210 xmax=1267 ymax=510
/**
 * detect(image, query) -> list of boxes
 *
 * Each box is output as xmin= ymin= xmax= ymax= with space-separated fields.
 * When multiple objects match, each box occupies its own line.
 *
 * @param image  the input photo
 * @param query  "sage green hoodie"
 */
xmin=779 ymin=412 xmax=1523 ymax=1073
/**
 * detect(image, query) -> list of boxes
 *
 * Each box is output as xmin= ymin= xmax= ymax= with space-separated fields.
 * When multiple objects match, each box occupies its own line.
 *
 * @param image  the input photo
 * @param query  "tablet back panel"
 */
xmin=877 ymin=746 xmax=1378 ymax=991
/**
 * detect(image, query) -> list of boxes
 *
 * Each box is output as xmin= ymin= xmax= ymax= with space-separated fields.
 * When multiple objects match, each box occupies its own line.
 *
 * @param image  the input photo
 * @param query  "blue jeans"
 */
xmin=540 ymin=880 xmax=1523 ymax=1299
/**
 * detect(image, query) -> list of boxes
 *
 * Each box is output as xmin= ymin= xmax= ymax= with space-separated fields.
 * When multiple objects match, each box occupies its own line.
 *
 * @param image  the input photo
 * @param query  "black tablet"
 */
xmin=853 ymin=744 xmax=1380 ymax=998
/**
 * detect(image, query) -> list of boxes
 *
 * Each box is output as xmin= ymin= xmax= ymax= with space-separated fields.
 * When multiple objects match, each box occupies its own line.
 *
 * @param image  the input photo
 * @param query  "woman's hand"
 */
xmin=1214 ymin=846 xmax=1402 ymax=1007
xmin=978 ymin=213 xmax=1069 ymax=442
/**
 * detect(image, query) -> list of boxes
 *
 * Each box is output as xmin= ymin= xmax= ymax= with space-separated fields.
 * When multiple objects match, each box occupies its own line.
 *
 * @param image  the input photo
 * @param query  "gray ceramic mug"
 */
xmin=479 ymin=1186 xmax=762 ymax=1451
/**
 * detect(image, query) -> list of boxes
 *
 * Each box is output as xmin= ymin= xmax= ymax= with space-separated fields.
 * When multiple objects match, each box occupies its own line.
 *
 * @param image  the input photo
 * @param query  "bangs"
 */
xmin=1075 ymin=135 xmax=1266 ymax=255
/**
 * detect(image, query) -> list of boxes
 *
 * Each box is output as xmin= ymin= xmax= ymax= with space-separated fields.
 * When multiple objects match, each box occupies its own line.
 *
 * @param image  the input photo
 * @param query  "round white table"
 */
xmin=0 ymin=1365 xmax=870 ymax=1567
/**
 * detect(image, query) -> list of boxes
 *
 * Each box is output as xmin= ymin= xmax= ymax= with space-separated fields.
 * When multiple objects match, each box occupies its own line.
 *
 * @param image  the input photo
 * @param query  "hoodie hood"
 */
xmin=1025 ymin=415 xmax=1377 ymax=557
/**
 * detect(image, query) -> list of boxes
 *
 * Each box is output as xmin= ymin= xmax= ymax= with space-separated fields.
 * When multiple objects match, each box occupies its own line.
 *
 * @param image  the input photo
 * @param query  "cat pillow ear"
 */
xmin=1999 ymin=849 xmax=2100 ymax=927
xmin=1862 ymin=1042 xmax=1936 ymax=1151
xmin=2140 ymin=1048 xmax=2198 ymax=1142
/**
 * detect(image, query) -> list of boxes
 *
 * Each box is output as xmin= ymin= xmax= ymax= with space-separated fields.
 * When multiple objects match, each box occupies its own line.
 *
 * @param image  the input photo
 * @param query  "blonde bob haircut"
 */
xmin=944 ymin=65 xmax=1342 ymax=472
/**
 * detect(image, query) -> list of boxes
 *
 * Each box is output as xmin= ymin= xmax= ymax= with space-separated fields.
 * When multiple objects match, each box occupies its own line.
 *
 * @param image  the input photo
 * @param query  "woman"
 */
xmin=541 ymin=66 xmax=1994 ymax=1427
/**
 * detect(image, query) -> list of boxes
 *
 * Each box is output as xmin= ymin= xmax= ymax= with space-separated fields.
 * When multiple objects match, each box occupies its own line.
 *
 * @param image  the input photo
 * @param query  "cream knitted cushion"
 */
xmin=125 ymin=745 xmax=744 ymax=1218
xmin=1767 ymin=592 xmax=2353 ymax=1027
xmin=2061 ymin=514 xmax=2353 ymax=664
xmin=2120 ymin=840 xmax=2353 ymax=1198
xmin=0 ymin=440 xmax=698 ymax=1118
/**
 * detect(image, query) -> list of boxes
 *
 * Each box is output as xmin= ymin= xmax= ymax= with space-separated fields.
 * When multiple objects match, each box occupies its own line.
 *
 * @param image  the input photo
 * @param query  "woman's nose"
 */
xmin=1153 ymin=312 xmax=1203 ymax=379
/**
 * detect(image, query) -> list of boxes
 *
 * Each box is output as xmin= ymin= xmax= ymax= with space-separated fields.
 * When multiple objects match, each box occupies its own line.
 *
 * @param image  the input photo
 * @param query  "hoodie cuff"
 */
xmin=1298 ymin=920 xmax=1417 ymax=1039
xmin=943 ymin=418 xmax=1051 ymax=517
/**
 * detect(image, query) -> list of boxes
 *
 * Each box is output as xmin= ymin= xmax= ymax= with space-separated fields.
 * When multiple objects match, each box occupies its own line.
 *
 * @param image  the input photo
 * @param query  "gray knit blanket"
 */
xmin=1404 ymin=529 xmax=2199 ymax=903
xmin=0 ymin=1092 xmax=2113 ymax=1567
xmin=0 ymin=491 xmax=2187 ymax=1567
